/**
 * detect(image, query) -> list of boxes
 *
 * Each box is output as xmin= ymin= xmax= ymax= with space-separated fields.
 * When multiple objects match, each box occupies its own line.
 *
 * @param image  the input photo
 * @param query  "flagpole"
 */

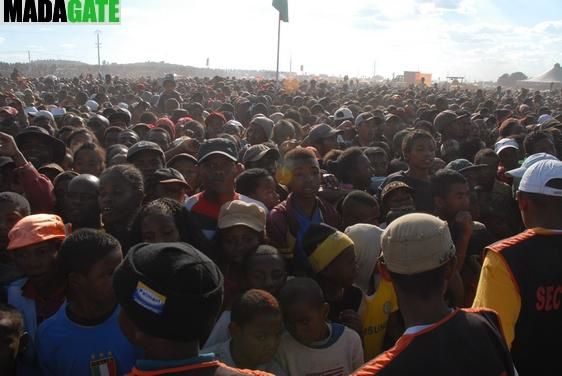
xmin=275 ymin=15 xmax=281 ymax=87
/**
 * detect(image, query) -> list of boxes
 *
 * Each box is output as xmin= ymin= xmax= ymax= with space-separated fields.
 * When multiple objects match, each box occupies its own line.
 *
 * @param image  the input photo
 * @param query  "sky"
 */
xmin=1 ymin=0 xmax=562 ymax=81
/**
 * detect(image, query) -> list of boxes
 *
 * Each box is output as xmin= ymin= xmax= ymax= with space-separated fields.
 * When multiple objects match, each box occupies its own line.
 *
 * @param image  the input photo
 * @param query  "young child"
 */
xmin=0 ymin=303 xmax=27 ymax=376
xmin=6 ymin=214 xmax=67 ymax=340
xmin=345 ymin=224 xmax=400 ymax=361
xmin=204 ymin=245 xmax=288 ymax=348
xmin=341 ymin=190 xmax=380 ymax=228
xmin=35 ymin=229 xmax=137 ymax=376
xmin=217 ymin=200 xmax=267 ymax=307
xmin=130 ymin=198 xmax=210 ymax=255
xmin=432 ymin=169 xmax=473 ymax=270
xmin=0 ymin=192 xmax=30 ymax=285
xmin=365 ymin=147 xmax=390 ymax=177
xmin=267 ymin=147 xmax=340 ymax=273
xmin=113 ymin=242 xmax=270 ymax=375
xmin=276 ymin=277 xmax=363 ymax=375
xmin=236 ymin=168 xmax=281 ymax=210
xmin=301 ymin=223 xmax=363 ymax=334
xmin=72 ymin=142 xmax=106 ymax=177
xmin=203 ymin=290 xmax=286 ymax=375
xmin=432 ymin=169 xmax=493 ymax=306
xmin=4 ymin=214 xmax=67 ymax=372
xmin=63 ymin=174 xmax=102 ymax=230
xmin=379 ymin=130 xmax=436 ymax=213
xmin=380 ymin=181 xmax=415 ymax=226
xmin=243 ymin=245 xmax=287 ymax=297
xmin=98 ymin=164 xmax=145 ymax=251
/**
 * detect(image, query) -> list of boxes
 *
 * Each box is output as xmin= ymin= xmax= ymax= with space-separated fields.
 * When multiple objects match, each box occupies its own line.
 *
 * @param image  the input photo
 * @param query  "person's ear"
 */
xmin=403 ymin=150 xmax=410 ymax=162
xmin=434 ymin=196 xmax=445 ymax=211
xmin=235 ymin=163 xmax=245 ymax=177
xmin=444 ymin=257 xmax=457 ymax=282
xmin=18 ymin=331 xmax=29 ymax=357
xmin=516 ymin=191 xmax=528 ymax=212
xmin=179 ymin=190 xmax=188 ymax=203
xmin=321 ymin=302 xmax=330 ymax=320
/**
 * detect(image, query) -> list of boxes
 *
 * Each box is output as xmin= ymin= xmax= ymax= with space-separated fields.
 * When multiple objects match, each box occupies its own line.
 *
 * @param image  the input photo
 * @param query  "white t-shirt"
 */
xmin=275 ymin=323 xmax=364 ymax=376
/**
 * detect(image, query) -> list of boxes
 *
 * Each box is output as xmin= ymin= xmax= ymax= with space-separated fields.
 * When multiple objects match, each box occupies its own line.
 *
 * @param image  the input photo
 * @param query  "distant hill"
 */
xmin=0 ymin=59 xmax=293 ymax=79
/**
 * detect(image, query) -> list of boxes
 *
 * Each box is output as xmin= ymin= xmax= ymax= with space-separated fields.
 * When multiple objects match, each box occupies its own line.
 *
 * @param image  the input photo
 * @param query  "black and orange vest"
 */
xmin=354 ymin=308 xmax=514 ymax=376
xmin=127 ymin=360 xmax=272 ymax=376
xmin=488 ymin=228 xmax=562 ymax=376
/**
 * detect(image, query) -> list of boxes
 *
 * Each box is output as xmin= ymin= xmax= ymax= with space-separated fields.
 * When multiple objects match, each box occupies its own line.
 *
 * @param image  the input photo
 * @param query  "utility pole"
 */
xmin=95 ymin=30 xmax=102 ymax=73
xmin=28 ymin=50 xmax=32 ymax=75
xmin=289 ymin=54 xmax=292 ymax=74
xmin=275 ymin=16 xmax=281 ymax=87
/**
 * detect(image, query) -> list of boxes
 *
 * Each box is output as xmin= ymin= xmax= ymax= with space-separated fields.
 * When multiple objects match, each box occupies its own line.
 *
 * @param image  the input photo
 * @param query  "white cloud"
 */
xmin=2 ymin=0 xmax=561 ymax=81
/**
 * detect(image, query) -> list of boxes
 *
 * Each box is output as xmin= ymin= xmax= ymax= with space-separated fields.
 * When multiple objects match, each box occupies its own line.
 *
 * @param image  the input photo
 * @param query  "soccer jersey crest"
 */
xmin=90 ymin=352 xmax=117 ymax=376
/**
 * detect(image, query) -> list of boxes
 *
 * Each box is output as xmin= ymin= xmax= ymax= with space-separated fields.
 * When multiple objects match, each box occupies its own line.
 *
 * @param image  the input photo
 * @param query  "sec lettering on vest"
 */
xmin=535 ymin=285 xmax=562 ymax=312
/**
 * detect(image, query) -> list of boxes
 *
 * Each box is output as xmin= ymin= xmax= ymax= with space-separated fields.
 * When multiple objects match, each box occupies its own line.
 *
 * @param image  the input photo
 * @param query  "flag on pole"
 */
xmin=272 ymin=0 xmax=289 ymax=22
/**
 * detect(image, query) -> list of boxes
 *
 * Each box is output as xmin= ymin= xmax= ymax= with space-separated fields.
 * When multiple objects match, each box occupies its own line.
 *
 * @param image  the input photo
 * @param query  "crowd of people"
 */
xmin=0 ymin=70 xmax=561 ymax=375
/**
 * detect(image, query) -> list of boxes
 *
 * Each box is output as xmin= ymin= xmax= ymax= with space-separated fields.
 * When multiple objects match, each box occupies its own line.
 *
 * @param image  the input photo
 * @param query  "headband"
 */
xmin=308 ymin=231 xmax=354 ymax=273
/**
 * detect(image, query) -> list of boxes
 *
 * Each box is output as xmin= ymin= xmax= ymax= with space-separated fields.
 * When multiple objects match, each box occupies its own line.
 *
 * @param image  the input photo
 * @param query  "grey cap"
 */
xmin=307 ymin=123 xmax=343 ymax=144
xmin=127 ymin=141 xmax=165 ymax=161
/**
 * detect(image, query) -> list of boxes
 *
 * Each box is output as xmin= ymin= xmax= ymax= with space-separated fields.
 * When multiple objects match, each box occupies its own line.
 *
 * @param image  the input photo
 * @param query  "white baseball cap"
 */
xmin=519 ymin=159 xmax=562 ymax=197
xmin=85 ymin=100 xmax=99 ymax=112
xmin=494 ymin=138 xmax=519 ymax=154
xmin=24 ymin=106 xmax=38 ymax=116
xmin=506 ymin=153 xmax=559 ymax=179
xmin=333 ymin=107 xmax=354 ymax=122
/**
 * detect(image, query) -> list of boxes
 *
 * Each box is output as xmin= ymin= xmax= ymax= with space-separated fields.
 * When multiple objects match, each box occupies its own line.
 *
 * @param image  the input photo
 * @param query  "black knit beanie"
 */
xmin=113 ymin=242 xmax=223 ymax=342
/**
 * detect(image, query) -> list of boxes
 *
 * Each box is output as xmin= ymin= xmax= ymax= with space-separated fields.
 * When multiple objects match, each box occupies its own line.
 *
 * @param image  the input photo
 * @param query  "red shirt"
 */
xmin=13 ymin=162 xmax=55 ymax=214
xmin=22 ymin=280 xmax=65 ymax=325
